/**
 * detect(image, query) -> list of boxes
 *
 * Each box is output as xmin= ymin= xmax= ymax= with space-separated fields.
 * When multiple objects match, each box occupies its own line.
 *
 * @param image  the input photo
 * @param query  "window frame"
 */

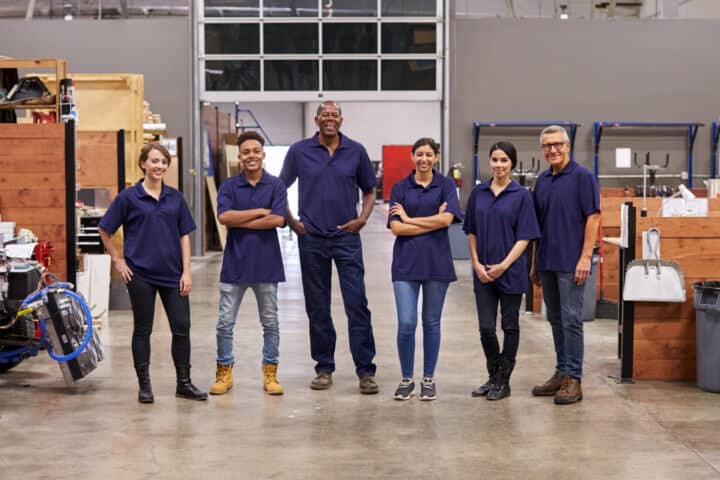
xmin=198 ymin=0 xmax=443 ymax=101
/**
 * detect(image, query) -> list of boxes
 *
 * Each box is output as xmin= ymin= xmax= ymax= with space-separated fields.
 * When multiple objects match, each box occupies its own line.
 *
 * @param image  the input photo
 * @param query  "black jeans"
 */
xmin=473 ymin=283 xmax=522 ymax=364
xmin=126 ymin=275 xmax=191 ymax=369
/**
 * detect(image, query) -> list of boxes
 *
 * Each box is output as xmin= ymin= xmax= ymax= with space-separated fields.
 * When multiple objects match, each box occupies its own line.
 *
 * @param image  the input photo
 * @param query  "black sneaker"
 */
xmin=419 ymin=377 xmax=437 ymax=401
xmin=471 ymin=379 xmax=493 ymax=397
xmin=393 ymin=379 xmax=415 ymax=401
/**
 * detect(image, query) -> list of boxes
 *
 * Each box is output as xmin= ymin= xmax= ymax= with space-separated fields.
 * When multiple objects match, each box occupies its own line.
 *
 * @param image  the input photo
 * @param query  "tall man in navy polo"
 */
xmin=210 ymin=131 xmax=287 ymax=397
xmin=280 ymin=101 xmax=379 ymax=394
xmin=531 ymin=125 xmax=600 ymax=405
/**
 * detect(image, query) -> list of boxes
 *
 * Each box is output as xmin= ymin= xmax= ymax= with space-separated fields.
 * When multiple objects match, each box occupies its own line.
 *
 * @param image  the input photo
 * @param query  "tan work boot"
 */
xmin=209 ymin=363 xmax=233 ymax=395
xmin=554 ymin=376 xmax=583 ymax=405
xmin=531 ymin=370 xmax=565 ymax=397
xmin=263 ymin=364 xmax=284 ymax=395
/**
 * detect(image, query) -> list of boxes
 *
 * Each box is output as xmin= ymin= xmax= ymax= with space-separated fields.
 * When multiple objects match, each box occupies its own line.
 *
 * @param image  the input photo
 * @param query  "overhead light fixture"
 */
xmin=559 ymin=4 xmax=569 ymax=19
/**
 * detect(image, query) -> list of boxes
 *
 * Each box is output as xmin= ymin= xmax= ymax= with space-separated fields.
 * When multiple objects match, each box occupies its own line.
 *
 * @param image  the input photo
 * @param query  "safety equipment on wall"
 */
xmin=448 ymin=163 xmax=463 ymax=188
xmin=623 ymin=227 xmax=686 ymax=303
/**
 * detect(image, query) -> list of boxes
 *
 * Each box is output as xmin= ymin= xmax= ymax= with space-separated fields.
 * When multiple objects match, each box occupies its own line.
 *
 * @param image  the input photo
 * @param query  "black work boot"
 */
xmin=487 ymin=358 xmax=515 ymax=401
xmin=175 ymin=366 xmax=208 ymax=401
xmin=135 ymin=366 xmax=154 ymax=404
xmin=472 ymin=358 xmax=499 ymax=397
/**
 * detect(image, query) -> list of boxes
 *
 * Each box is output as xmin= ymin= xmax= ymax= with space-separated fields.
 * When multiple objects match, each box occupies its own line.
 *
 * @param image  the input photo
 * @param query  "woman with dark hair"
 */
xmin=99 ymin=143 xmax=207 ymax=404
xmin=388 ymin=137 xmax=462 ymax=401
xmin=463 ymin=141 xmax=540 ymax=401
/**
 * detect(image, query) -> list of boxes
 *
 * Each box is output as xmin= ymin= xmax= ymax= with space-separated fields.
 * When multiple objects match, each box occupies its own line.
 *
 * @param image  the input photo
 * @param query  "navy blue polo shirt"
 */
xmin=218 ymin=171 xmax=287 ymax=284
xmin=99 ymin=180 xmax=196 ymax=288
xmin=279 ymin=132 xmax=376 ymax=237
xmin=387 ymin=171 xmax=462 ymax=282
xmin=533 ymin=160 xmax=600 ymax=273
xmin=463 ymin=180 xmax=540 ymax=294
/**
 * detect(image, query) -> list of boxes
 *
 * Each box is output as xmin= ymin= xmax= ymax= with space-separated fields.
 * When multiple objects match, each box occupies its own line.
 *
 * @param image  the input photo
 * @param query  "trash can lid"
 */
xmin=693 ymin=281 xmax=720 ymax=290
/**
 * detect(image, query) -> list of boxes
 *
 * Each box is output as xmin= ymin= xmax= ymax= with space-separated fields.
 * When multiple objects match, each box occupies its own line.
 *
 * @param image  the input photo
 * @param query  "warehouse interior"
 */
xmin=1 ymin=1 xmax=720 ymax=479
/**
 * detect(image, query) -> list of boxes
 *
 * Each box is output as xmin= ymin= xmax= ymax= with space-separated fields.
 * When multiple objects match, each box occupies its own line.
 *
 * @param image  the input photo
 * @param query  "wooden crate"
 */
xmin=30 ymin=73 xmax=144 ymax=184
xmin=0 ymin=124 xmax=70 ymax=280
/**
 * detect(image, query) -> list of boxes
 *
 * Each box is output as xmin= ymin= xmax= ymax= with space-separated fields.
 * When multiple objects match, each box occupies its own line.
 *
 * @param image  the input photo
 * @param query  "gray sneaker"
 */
xmin=419 ymin=378 xmax=437 ymax=401
xmin=393 ymin=379 xmax=415 ymax=401
xmin=310 ymin=372 xmax=332 ymax=390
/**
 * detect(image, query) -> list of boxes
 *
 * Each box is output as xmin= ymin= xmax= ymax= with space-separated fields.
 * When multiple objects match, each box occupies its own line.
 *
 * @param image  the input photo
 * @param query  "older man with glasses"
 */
xmin=530 ymin=125 xmax=600 ymax=405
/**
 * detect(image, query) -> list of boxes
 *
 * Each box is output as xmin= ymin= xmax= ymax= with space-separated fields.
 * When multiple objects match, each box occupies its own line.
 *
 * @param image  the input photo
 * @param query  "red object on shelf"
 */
xmin=382 ymin=145 xmax=414 ymax=202
xmin=32 ymin=111 xmax=57 ymax=123
xmin=33 ymin=241 xmax=54 ymax=269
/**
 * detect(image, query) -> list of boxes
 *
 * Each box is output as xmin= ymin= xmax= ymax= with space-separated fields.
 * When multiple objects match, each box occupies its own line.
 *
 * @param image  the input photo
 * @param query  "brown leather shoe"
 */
xmin=531 ymin=370 xmax=564 ymax=397
xmin=310 ymin=372 xmax=332 ymax=390
xmin=554 ymin=376 xmax=583 ymax=405
xmin=359 ymin=376 xmax=379 ymax=394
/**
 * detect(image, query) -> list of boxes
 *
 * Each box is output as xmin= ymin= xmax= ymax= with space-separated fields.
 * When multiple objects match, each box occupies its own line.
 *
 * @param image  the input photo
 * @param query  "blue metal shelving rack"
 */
xmin=592 ymin=121 xmax=704 ymax=188
xmin=234 ymin=103 xmax=273 ymax=145
xmin=472 ymin=121 xmax=580 ymax=183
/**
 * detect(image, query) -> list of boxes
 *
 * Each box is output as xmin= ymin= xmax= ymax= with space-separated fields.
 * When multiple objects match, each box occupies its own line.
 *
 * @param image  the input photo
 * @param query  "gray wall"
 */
xmin=0 ymin=18 xmax=191 ymax=165
xmin=450 ymin=18 xmax=720 ymax=203
xmin=216 ymin=102 xmax=304 ymax=146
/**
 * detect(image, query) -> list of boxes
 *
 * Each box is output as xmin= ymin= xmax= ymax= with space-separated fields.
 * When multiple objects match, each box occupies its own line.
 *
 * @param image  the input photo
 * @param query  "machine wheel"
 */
xmin=0 ymin=346 xmax=23 ymax=373
xmin=0 ymin=361 xmax=20 ymax=373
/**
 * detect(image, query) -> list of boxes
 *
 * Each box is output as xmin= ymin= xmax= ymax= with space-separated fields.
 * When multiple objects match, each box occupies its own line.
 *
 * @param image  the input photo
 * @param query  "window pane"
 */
xmin=323 ymin=61 xmax=377 ymax=90
xmin=381 ymin=23 xmax=436 ymax=54
xmin=381 ymin=0 xmax=436 ymax=16
xmin=205 ymin=24 xmax=260 ymax=54
xmin=381 ymin=60 xmax=435 ymax=90
xmin=323 ymin=23 xmax=377 ymax=54
xmin=322 ymin=0 xmax=377 ymax=17
xmin=205 ymin=61 xmax=260 ymax=91
xmin=263 ymin=0 xmax=318 ymax=17
xmin=265 ymin=61 xmax=318 ymax=90
xmin=204 ymin=0 xmax=259 ymax=17
xmin=264 ymin=23 xmax=318 ymax=54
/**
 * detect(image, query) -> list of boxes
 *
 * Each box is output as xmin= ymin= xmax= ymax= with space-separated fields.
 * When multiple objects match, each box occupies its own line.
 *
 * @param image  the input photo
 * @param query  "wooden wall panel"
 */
xmin=629 ymin=212 xmax=720 ymax=380
xmin=0 ymin=124 xmax=67 ymax=281
xmin=634 ymin=359 xmax=696 ymax=380
xmin=77 ymin=131 xmax=118 ymax=199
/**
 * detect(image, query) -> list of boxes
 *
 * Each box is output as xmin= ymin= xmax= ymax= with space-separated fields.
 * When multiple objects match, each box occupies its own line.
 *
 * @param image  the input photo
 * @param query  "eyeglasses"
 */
xmin=541 ymin=142 xmax=567 ymax=152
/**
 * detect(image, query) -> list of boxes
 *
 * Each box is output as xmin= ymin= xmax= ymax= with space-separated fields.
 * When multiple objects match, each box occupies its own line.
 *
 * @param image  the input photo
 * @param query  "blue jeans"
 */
xmin=393 ymin=280 xmax=449 ymax=379
xmin=216 ymin=282 xmax=279 ymax=366
xmin=539 ymin=271 xmax=586 ymax=379
xmin=473 ymin=284 xmax=522 ymax=365
xmin=298 ymin=233 xmax=376 ymax=377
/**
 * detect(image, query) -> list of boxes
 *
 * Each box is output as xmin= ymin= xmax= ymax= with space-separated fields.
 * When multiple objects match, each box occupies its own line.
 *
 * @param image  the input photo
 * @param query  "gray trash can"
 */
xmin=693 ymin=281 xmax=720 ymax=393
xmin=581 ymin=250 xmax=600 ymax=322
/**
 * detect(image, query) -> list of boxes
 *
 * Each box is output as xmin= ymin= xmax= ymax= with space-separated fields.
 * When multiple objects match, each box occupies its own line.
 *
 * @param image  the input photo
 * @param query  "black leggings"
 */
xmin=474 ymin=284 xmax=522 ymax=364
xmin=126 ymin=275 xmax=191 ymax=369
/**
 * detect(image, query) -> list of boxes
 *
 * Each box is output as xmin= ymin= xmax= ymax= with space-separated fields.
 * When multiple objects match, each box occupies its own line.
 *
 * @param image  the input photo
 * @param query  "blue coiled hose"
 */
xmin=7 ymin=282 xmax=94 ymax=363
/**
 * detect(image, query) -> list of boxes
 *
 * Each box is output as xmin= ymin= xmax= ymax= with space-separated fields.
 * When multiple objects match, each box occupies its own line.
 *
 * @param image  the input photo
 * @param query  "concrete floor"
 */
xmin=2 ymin=206 xmax=719 ymax=480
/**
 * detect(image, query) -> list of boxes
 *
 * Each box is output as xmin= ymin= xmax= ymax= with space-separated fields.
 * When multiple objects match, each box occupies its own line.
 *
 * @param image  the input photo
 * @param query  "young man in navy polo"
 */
xmin=279 ymin=101 xmax=379 ymax=394
xmin=210 ymin=131 xmax=287 ymax=396
xmin=531 ymin=125 xmax=601 ymax=405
